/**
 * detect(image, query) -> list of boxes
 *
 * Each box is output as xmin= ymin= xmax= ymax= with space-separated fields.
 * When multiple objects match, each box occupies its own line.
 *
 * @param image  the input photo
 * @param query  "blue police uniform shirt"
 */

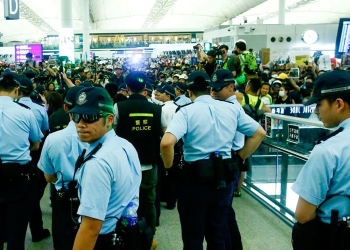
xmin=292 ymin=118 xmax=350 ymax=223
xmin=166 ymin=95 xmax=259 ymax=161
xmin=38 ymin=121 xmax=88 ymax=190
xmin=0 ymin=96 xmax=43 ymax=164
xmin=19 ymin=97 xmax=49 ymax=132
xmin=76 ymin=129 xmax=142 ymax=234
xmin=226 ymin=95 xmax=245 ymax=151
xmin=174 ymin=94 xmax=191 ymax=106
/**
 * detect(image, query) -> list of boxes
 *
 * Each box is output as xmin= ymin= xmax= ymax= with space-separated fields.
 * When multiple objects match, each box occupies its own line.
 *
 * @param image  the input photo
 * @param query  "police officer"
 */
xmin=0 ymin=73 xmax=43 ymax=250
xmin=70 ymin=87 xmax=142 ymax=250
xmin=157 ymin=84 xmax=177 ymax=124
xmin=173 ymin=82 xmax=191 ymax=106
xmin=38 ymin=86 xmax=87 ymax=250
xmin=114 ymin=72 xmax=167 ymax=249
xmin=292 ymin=70 xmax=350 ymax=249
xmin=17 ymin=76 xmax=51 ymax=242
xmin=210 ymin=69 xmax=245 ymax=250
xmin=160 ymin=71 xmax=266 ymax=249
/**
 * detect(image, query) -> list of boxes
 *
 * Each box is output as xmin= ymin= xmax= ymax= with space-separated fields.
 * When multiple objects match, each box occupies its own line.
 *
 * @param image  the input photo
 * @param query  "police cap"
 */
xmin=157 ymin=84 xmax=176 ymax=98
xmin=18 ymin=76 xmax=34 ymax=93
xmin=64 ymin=86 xmax=84 ymax=108
xmin=304 ymin=70 xmax=350 ymax=106
xmin=125 ymin=71 xmax=146 ymax=92
xmin=187 ymin=71 xmax=210 ymax=91
xmin=210 ymin=69 xmax=235 ymax=90
xmin=174 ymin=82 xmax=188 ymax=93
xmin=69 ymin=87 xmax=114 ymax=115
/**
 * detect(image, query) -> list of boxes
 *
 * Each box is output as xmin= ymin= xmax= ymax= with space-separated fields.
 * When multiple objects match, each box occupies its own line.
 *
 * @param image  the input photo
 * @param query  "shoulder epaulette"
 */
xmin=175 ymin=102 xmax=193 ymax=113
xmin=15 ymin=102 xmax=31 ymax=110
xmin=315 ymin=127 xmax=344 ymax=145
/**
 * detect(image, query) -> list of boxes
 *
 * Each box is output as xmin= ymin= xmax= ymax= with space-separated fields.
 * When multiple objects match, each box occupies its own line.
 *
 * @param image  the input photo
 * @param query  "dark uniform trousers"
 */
xmin=0 ymin=174 xmax=35 ymax=250
xmin=225 ymin=172 xmax=243 ymax=250
xmin=139 ymin=166 xmax=158 ymax=235
xmin=177 ymin=181 xmax=234 ymax=250
xmin=51 ymin=188 xmax=78 ymax=250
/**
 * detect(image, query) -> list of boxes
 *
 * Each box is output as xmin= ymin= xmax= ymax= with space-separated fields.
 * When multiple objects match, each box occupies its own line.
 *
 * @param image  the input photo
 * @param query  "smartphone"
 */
xmin=289 ymin=68 xmax=300 ymax=78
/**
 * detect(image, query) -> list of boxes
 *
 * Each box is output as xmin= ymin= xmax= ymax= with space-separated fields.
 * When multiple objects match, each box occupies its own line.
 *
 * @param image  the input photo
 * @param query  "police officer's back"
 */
xmin=0 ymin=73 xmax=43 ymax=250
xmin=160 ymin=71 xmax=265 ymax=249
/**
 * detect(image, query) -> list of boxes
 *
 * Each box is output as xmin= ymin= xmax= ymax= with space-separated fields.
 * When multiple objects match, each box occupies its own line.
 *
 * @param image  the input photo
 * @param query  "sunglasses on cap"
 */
xmin=72 ymin=113 xmax=111 ymax=124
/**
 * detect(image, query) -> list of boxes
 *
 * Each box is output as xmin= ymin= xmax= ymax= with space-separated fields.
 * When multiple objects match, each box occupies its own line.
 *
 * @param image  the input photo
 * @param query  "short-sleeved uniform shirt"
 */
xmin=76 ymin=130 xmax=142 ymax=234
xmin=292 ymin=118 xmax=350 ymax=223
xmin=38 ymin=121 xmax=88 ymax=190
xmin=174 ymin=95 xmax=191 ymax=106
xmin=166 ymin=95 xmax=259 ymax=161
xmin=19 ymin=97 xmax=49 ymax=132
xmin=0 ymin=96 xmax=43 ymax=164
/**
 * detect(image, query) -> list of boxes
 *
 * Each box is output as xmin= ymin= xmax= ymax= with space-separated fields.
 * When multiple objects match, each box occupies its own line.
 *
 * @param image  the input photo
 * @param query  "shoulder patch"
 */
xmin=16 ymin=102 xmax=31 ymax=109
xmin=175 ymin=102 xmax=193 ymax=113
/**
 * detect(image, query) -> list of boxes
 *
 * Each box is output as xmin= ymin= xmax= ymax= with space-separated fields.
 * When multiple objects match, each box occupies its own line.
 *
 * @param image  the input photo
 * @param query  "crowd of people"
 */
xmin=1 ymin=38 xmax=350 ymax=250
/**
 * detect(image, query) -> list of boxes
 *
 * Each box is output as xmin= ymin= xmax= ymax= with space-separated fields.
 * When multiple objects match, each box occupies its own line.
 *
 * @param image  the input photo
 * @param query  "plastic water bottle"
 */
xmin=120 ymin=202 xmax=138 ymax=227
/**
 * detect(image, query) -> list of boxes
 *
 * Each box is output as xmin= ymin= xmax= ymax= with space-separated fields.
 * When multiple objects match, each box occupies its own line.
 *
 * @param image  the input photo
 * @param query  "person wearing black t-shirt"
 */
xmin=275 ymin=85 xmax=295 ymax=104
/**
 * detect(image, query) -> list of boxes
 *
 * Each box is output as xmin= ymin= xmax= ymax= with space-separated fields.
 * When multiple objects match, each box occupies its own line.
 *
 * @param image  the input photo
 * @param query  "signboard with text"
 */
xmin=15 ymin=44 xmax=43 ymax=63
xmin=4 ymin=0 xmax=19 ymax=20
xmin=287 ymin=124 xmax=300 ymax=144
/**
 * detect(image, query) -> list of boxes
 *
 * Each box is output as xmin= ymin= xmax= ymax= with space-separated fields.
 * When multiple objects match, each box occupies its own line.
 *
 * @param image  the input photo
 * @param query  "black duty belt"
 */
xmin=0 ymin=162 xmax=37 ymax=182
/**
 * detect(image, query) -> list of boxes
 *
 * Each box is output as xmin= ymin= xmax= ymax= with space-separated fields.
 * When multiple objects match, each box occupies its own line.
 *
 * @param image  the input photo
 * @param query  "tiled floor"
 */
xmin=19 ymin=186 xmax=293 ymax=250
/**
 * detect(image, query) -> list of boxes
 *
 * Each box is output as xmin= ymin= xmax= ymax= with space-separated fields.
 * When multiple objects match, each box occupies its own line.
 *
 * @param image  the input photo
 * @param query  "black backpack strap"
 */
xmin=175 ymin=102 xmax=193 ymax=113
xmin=15 ymin=102 xmax=31 ymax=109
xmin=255 ymin=99 xmax=261 ymax=111
xmin=315 ymin=127 xmax=344 ymax=145
xmin=243 ymin=93 xmax=249 ymax=105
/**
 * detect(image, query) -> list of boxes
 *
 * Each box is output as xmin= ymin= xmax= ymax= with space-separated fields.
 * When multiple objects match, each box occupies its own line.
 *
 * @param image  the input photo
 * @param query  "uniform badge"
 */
xmin=212 ymin=74 xmax=217 ymax=82
xmin=76 ymin=92 xmax=87 ymax=105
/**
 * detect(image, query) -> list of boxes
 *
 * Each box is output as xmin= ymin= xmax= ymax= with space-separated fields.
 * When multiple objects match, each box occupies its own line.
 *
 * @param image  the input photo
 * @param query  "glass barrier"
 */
xmin=244 ymin=113 xmax=333 ymax=225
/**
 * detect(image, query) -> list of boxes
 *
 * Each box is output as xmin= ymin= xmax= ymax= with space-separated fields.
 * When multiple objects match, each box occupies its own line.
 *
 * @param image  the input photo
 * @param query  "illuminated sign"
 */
xmin=4 ymin=0 xmax=19 ymax=20
xmin=287 ymin=124 xmax=300 ymax=144
xmin=270 ymin=105 xmax=315 ymax=116
xmin=15 ymin=44 xmax=43 ymax=63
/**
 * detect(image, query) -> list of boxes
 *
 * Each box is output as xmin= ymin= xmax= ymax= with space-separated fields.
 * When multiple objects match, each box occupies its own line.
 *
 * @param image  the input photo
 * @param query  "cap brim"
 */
xmin=68 ymin=106 xmax=100 ymax=115
xmin=303 ymin=96 xmax=321 ymax=106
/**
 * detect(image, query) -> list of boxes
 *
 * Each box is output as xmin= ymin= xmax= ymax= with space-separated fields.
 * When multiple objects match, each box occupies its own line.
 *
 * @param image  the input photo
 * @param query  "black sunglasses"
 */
xmin=72 ymin=113 xmax=110 ymax=124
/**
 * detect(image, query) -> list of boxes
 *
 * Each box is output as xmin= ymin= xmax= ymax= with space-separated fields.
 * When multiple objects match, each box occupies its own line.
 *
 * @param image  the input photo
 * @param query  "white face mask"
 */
xmin=279 ymin=91 xmax=285 ymax=97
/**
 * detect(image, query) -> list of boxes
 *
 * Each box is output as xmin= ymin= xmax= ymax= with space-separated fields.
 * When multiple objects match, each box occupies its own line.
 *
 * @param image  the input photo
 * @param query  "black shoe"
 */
xmin=32 ymin=229 xmax=50 ymax=242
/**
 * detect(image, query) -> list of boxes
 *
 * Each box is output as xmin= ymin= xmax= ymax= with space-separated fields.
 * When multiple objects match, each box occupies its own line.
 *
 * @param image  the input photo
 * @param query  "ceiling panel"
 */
xmin=0 ymin=0 xmax=348 ymax=43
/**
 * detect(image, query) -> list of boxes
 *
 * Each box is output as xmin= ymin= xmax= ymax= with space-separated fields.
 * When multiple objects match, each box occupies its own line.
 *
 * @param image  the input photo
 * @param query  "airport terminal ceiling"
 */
xmin=0 ymin=0 xmax=349 ymax=43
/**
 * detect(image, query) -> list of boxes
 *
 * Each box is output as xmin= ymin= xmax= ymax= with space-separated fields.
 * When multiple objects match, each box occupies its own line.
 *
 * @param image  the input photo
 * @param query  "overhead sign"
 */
xmin=4 ymin=0 xmax=19 ymax=20
xmin=14 ymin=44 xmax=43 ymax=63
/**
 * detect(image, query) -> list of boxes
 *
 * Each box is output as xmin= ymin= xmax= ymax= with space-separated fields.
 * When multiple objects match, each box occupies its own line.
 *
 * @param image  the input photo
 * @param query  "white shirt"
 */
xmin=162 ymin=100 xmax=177 ymax=125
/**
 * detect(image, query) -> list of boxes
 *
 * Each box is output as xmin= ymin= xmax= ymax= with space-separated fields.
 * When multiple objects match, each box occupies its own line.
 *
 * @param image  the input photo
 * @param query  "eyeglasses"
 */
xmin=72 ymin=113 xmax=110 ymax=124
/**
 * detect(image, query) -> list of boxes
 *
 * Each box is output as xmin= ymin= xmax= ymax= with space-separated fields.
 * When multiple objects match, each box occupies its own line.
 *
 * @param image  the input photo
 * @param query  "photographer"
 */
xmin=198 ymin=50 xmax=217 ymax=77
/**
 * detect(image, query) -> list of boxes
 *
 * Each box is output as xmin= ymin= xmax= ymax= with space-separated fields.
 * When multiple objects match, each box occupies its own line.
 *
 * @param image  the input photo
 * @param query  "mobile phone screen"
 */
xmin=289 ymin=68 xmax=300 ymax=78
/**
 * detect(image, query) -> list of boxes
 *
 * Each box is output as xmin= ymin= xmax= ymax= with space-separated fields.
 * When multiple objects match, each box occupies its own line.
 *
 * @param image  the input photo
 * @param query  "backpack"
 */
xmin=239 ymin=51 xmax=258 ymax=75
xmin=242 ymin=93 xmax=264 ymax=122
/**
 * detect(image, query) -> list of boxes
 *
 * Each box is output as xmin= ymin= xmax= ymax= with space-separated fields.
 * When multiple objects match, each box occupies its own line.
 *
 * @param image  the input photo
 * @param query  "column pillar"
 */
xmin=60 ymin=0 xmax=74 ymax=62
xmin=278 ymin=0 xmax=286 ymax=25
xmin=82 ymin=0 xmax=90 ymax=61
